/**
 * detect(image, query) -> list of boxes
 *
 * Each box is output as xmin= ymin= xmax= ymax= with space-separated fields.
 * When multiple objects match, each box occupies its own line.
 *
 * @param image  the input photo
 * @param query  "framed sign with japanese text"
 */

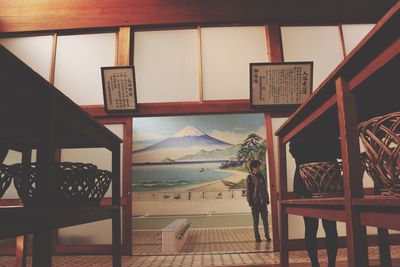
xmin=250 ymin=62 xmax=313 ymax=108
xmin=101 ymin=66 xmax=138 ymax=113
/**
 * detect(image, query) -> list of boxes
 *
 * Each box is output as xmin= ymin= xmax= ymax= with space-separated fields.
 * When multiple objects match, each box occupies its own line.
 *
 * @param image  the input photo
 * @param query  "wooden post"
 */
xmin=32 ymin=100 xmax=56 ymax=267
xmin=16 ymin=149 xmax=32 ymax=267
xmin=265 ymin=23 xmax=284 ymax=62
xmin=116 ymin=27 xmax=131 ymax=66
xmin=378 ymin=228 xmax=392 ymax=267
xmin=335 ymin=76 xmax=368 ymax=267
xmin=112 ymin=143 xmax=121 ymax=267
xmin=16 ymin=236 xmax=28 ymax=267
xmin=265 ymin=113 xmax=279 ymax=248
xmin=278 ymin=136 xmax=289 ymax=267
xmin=265 ymin=22 xmax=284 ymax=251
xmin=116 ymin=28 xmax=132 ymax=255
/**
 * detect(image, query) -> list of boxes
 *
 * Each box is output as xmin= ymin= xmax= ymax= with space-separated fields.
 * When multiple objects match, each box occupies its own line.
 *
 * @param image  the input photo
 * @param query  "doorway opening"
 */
xmin=131 ymin=113 xmax=274 ymax=255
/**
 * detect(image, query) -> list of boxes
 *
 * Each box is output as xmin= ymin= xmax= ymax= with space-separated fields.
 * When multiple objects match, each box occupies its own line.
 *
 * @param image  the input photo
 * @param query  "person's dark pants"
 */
xmin=304 ymin=217 xmax=338 ymax=267
xmin=251 ymin=204 xmax=270 ymax=240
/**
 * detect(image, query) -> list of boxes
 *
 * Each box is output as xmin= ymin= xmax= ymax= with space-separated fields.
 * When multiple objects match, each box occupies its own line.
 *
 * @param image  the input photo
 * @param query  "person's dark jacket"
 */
xmin=246 ymin=172 xmax=270 ymax=207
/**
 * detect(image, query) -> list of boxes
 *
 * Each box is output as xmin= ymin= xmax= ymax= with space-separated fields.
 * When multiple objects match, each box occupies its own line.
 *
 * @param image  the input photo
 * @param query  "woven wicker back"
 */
xmin=87 ymin=170 xmax=112 ymax=205
xmin=359 ymin=112 xmax=400 ymax=197
xmin=0 ymin=164 xmax=12 ymax=198
xmin=299 ymin=161 xmax=343 ymax=197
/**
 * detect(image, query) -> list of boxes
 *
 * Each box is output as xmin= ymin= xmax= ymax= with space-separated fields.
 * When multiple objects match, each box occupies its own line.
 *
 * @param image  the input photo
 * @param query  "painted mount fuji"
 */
xmin=132 ymin=126 xmax=234 ymax=163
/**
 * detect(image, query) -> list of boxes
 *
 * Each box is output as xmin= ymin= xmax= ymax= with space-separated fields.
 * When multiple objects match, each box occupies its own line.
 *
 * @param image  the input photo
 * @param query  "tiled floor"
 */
xmin=133 ymin=227 xmax=272 ymax=255
xmin=1 ymin=228 xmax=400 ymax=266
xmin=1 ymin=247 xmax=400 ymax=266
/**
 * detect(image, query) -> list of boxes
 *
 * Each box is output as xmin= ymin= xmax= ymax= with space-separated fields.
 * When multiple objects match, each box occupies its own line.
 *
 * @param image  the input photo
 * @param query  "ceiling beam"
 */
xmin=0 ymin=0 xmax=397 ymax=33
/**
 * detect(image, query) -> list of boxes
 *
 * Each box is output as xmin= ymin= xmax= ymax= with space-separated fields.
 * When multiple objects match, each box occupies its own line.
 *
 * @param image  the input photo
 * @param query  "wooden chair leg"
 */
xmin=16 ymin=235 xmax=28 ymax=267
xmin=378 ymin=228 xmax=392 ymax=267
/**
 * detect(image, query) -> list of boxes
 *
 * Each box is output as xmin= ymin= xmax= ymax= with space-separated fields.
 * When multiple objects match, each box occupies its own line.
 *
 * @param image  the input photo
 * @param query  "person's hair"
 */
xmin=250 ymin=160 xmax=261 ymax=170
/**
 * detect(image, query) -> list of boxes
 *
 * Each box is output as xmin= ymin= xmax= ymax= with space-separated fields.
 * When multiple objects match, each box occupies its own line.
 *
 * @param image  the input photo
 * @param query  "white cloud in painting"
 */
xmin=133 ymin=131 xmax=169 ymax=142
xmin=132 ymin=131 xmax=170 ymax=150
xmin=132 ymin=145 xmax=227 ymax=163
xmin=209 ymin=126 xmax=266 ymax=145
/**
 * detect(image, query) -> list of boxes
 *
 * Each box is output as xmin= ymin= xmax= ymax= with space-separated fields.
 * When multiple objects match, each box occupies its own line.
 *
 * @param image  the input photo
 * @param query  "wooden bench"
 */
xmin=162 ymin=218 xmax=190 ymax=254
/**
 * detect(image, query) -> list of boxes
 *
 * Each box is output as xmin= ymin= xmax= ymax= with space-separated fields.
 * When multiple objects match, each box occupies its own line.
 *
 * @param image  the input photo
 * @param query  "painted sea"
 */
xmin=132 ymin=162 xmax=233 ymax=192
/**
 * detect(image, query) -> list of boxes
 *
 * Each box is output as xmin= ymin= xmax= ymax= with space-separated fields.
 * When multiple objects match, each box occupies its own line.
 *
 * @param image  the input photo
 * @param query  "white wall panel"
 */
xmin=281 ymin=26 xmax=343 ymax=90
xmin=342 ymin=24 xmax=375 ymax=55
xmin=134 ymin=29 xmax=199 ymax=103
xmin=201 ymin=26 xmax=268 ymax=100
xmin=54 ymin=33 xmax=116 ymax=105
xmin=0 ymin=36 xmax=53 ymax=80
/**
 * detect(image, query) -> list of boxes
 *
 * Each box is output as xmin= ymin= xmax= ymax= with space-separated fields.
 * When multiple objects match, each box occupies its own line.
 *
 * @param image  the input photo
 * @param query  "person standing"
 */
xmin=289 ymin=126 xmax=340 ymax=267
xmin=246 ymin=160 xmax=271 ymax=242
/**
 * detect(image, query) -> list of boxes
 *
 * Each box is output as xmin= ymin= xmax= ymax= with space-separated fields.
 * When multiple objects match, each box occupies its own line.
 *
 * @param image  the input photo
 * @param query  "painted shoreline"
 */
xmin=166 ymin=169 xmax=248 ymax=192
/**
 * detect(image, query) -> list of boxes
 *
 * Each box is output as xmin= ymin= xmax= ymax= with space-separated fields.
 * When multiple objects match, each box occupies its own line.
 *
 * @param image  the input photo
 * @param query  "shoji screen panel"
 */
xmin=58 ymin=124 xmax=123 ymax=245
xmin=342 ymin=24 xmax=375 ymax=56
xmin=201 ymin=26 xmax=268 ymax=100
xmin=0 ymin=35 xmax=53 ymax=80
xmin=54 ymin=33 xmax=116 ymax=106
xmin=281 ymin=26 xmax=343 ymax=90
xmin=134 ymin=29 xmax=199 ymax=103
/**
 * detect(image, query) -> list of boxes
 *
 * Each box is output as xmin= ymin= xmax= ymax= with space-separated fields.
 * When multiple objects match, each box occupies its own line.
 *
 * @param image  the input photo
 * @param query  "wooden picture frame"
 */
xmin=250 ymin=62 xmax=313 ymax=109
xmin=101 ymin=66 xmax=138 ymax=113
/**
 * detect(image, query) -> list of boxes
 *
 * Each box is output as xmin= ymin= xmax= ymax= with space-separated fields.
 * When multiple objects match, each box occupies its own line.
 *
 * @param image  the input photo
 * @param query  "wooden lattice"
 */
xmin=0 ymin=164 xmax=12 ymax=198
xmin=299 ymin=161 xmax=343 ymax=198
xmin=359 ymin=112 xmax=400 ymax=197
xmin=12 ymin=162 xmax=112 ymax=206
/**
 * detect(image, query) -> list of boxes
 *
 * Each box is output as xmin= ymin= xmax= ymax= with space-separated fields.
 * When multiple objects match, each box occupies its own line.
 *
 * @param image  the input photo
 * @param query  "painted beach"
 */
xmin=132 ymin=162 xmax=247 ymax=192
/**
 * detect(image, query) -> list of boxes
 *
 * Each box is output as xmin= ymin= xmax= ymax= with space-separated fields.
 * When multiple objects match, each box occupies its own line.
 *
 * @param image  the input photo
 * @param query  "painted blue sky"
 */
xmin=132 ymin=113 xmax=266 ymax=150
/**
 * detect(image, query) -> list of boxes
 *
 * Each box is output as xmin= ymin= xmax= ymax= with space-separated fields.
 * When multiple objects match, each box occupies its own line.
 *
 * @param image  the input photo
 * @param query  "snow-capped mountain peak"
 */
xmin=132 ymin=125 xmax=234 ymax=163
xmin=172 ymin=126 xmax=206 ymax=138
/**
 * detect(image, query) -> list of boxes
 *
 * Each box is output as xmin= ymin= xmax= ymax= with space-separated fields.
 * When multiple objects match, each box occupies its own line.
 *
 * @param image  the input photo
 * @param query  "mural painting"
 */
xmin=132 ymin=114 xmax=266 ymax=193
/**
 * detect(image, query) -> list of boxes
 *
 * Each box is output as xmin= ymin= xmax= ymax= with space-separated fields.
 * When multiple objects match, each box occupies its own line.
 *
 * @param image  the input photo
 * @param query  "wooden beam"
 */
xmin=284 ymin=206 xmax=346 ymax=222
xmin=0 ymin=0 xmax=396 ymax=33
xmin=360 ymin=211 xmax=400 ymax=231
xmin=82 ymin=101 xmax=297 ymax=118
xmin=83 ymin=100 xmax=253 ymax=117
